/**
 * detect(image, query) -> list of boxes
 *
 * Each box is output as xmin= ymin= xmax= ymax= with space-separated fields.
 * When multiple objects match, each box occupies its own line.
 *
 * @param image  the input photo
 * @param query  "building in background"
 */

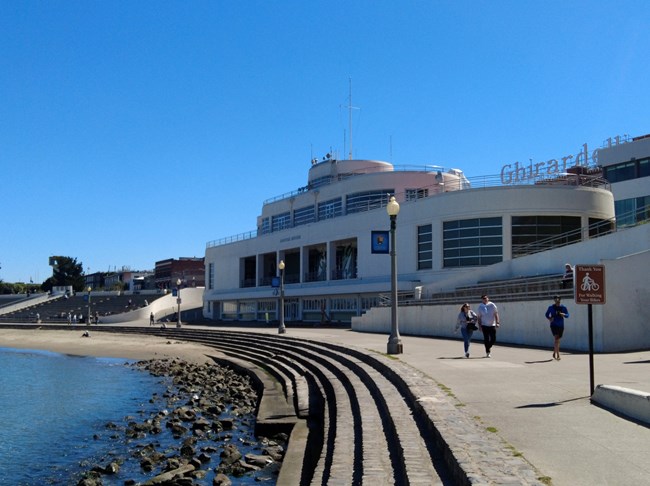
xmin=597 ymin=134 xmax=650 ymax=226
xmin=89 ymin=268 xmax=154 ymax=291
xmin=155 ymin=257 xmax=205 ymax=290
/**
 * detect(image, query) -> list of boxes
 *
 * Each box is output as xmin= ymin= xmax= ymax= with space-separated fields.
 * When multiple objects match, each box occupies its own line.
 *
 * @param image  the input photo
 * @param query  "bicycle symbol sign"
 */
xmin=580 ymin=273 xmax=599 ymax=292
xmin=574 ymin=264 xmax=606 ymax=304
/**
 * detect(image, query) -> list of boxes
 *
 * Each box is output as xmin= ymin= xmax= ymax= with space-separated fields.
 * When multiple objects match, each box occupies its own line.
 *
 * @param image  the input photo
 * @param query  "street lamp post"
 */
xmin=176 ymin=278 xmax=182 ymax=328
xmin=386 ymin=196 xmax=403 ymax=354
xmin=278 ymin=260 xmax=286 ymax=334
xmin=87 ymin=286 xmax=92 ymax=325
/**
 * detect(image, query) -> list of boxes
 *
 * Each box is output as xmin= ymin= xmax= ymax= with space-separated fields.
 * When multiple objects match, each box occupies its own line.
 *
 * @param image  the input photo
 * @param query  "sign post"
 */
xmin=574 ymin=264 xmax=606 ymax=396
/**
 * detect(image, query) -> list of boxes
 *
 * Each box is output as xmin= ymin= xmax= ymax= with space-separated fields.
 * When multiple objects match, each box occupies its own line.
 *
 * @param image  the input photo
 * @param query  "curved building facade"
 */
xmin=203 ymin=155 xmax=615 ymax=323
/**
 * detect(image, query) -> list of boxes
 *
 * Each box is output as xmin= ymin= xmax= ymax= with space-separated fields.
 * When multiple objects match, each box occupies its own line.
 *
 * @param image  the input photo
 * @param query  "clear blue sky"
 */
xmin=1 ymin=1 xmax=649 ymax=284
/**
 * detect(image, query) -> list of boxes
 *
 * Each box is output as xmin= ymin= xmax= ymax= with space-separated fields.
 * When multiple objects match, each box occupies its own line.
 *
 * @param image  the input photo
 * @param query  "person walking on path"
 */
xmin=477 ymin=295 xmax=500 ymax=358
xmin=545 ymin=295 xmax=569 ymax=360
xmin=150 ymin=312 xmax=155 ymax=326
xmin=456 ymin=303 xmax=479 ymax=358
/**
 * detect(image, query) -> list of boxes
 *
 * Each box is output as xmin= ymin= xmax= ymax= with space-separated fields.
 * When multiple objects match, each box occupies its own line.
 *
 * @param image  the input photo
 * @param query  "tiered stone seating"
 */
xmin=0 ymin=293 xmax=163 ymax=322
xmin=0 ymin=295 xmax=32 ymax=308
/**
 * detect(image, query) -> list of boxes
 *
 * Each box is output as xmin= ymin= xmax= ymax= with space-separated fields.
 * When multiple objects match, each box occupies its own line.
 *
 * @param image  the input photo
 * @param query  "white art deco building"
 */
xmin=202 ymin=133 xmax=649 ymax=329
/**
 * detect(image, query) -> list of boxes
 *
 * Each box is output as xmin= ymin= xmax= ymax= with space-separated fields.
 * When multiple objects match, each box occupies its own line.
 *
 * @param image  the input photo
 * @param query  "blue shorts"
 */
xmin=550 ymin=325 xmax=564 ymax=338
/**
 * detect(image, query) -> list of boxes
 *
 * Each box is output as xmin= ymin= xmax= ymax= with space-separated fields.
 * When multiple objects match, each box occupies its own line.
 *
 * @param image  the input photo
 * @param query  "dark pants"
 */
xmin=481 ymin=326 xmax=497 ymax=353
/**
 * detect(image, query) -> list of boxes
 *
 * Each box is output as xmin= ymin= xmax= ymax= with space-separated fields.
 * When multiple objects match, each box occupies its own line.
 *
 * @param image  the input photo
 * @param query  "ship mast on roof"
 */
xmin=343 ymin=77 xmax=359 ymax=160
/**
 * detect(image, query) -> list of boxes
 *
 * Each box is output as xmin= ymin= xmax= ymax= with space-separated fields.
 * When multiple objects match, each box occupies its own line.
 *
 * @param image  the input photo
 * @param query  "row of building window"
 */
xmin=218 ymin=295 xmax=381 ymax=321
xmin=603 ymin=158 xmax=649 ymax=183
xmin=615 ymin=196 xmax=650 ymax=227
xmin=441 ymin=217 xmax=503 ymax=267
xmin=586 ymin=157 xmax=649 ymax=228
xmin=417 ymin=216 xmax=612 ymax=269
xmin=260 ymin=189 xmax=394 ymax=234
xmin=214 ymin=215 xmax=616 ymax=293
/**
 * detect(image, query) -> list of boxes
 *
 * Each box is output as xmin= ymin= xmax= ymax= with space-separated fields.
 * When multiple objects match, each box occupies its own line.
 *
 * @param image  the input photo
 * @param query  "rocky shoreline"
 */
xmin=76 ymin=358 xmax=287 ymax=486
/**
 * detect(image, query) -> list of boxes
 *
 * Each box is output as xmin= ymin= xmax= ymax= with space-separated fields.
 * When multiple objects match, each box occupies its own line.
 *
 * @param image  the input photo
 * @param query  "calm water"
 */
xmin=0 ymin=347 xmax=277 ymax=486
xmin=0 ymin=347 xmax=170 ymax=485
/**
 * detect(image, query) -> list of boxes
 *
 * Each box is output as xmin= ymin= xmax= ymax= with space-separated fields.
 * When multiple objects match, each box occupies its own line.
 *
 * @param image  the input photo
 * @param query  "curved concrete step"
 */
xmin=167 ymin=329 xmax=446 ymax=485
xmin=29 ymin=325 xmax=546 ymax=485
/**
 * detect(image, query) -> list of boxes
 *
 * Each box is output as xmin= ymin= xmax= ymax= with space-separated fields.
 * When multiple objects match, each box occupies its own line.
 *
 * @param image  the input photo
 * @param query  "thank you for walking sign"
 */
xmin=574 ymin=263 xmax=606 ymax=397
xmin=574 ymin=264 xmax=606 ymax=304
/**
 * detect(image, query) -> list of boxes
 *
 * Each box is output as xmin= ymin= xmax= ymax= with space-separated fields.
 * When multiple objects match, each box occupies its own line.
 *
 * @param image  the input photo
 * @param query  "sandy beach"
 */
xmin=0 ymin=328 xmax=217 ymax=364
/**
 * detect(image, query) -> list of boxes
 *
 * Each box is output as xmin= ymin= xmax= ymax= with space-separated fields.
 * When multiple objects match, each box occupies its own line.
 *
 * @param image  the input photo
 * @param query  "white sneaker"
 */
xmin=486 ymin=353 xmax=491 ymax=358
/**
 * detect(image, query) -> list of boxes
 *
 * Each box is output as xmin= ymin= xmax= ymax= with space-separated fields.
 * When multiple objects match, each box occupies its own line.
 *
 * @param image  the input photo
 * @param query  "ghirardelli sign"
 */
xmin=499 ymin=135 xmax=626 ymax=184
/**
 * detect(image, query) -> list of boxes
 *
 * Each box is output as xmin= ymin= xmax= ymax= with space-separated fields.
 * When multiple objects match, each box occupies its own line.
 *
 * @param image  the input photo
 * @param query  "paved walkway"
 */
xmin=246 ymin=326 xmax=650 ymax=486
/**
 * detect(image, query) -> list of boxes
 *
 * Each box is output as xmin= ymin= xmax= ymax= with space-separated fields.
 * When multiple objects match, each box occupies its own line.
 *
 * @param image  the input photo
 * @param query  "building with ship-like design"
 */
xmin=203 ymin=132 xmax=650 ymax=351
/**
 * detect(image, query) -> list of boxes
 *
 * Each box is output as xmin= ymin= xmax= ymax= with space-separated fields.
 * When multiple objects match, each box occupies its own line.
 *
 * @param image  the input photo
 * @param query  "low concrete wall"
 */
xmin=352 ymin=250 xmax=650 ymax=352
xmin=592 ymin=385 xmax=650 ymax=425
xmin=352 ymin=300 xmax=598 ymax=351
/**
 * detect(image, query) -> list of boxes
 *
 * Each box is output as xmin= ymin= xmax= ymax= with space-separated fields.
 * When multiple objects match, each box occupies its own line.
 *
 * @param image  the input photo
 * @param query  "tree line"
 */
xmin=0 ymin=256 xmax=85 ymax=294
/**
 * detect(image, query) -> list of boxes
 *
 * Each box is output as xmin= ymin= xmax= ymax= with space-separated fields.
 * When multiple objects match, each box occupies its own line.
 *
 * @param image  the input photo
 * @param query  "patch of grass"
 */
xmin=371 ymin=349 xmax=400 ymax=360
xmin=474 ymin=419 xmax=550 ymax=483
xmin=505 ymin=444 xmax=523 ymax=457
xmin=437 ymin=383 xmax=456 ymax=399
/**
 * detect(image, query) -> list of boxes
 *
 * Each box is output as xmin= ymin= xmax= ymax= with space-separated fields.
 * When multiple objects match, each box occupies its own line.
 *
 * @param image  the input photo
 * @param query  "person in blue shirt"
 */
xmin=545 ymin=295 xmax=569 ymax=360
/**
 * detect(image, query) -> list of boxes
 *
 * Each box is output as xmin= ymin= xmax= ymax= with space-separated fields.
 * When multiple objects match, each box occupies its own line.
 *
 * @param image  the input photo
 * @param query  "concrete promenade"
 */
xmin=248 ymin=325 xmax=650 ymax=486
xmin=3 ymin=321 xmax=649 ymax=485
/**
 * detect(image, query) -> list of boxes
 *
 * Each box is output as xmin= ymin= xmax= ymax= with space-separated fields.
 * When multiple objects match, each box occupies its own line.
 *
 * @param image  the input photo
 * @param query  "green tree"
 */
xmin=41 ymin=256 xmax=85 ymax=292
xmin=110 ymin=280 xmax=127 ymax=292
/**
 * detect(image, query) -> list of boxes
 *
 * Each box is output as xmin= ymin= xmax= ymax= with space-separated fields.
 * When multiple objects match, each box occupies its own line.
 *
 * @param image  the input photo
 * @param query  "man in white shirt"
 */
xmin=477 ymin=294 xmax=500 ymax=358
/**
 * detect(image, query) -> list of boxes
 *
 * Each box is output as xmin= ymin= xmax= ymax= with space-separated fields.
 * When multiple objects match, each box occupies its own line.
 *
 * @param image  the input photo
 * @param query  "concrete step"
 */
xmin=36 ymin=324 xmax=545 ymax=485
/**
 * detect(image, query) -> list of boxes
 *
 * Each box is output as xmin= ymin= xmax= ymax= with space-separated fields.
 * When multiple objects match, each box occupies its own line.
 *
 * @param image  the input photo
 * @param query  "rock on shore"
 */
xmin=76 ymin=358 xmax=287 ymax=485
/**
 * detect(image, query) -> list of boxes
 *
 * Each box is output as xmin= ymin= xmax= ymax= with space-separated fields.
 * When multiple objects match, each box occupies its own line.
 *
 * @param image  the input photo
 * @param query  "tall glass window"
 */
xmin=588 ymin=218 xmax=615 ymax=237
xmin=303 ymin=298 xmax=326 ymax=311
xmin=360 ymin=296 xmax=380 ymax=310
xmin=443 ymin=217 xmax=502 ymax=267
xmin=639 ymin=158 xmax=649 ymax=177
xmin=208 ymin=263 xmax=214 ymax=290
xmin=511 ymin=216 xmax=581 ymax=256
xmin=318 ymin=198 xmax=342 ymax=220
xmin=260 ymin=217 xmax=270 ymax=235
xmin=636 ymin=195 xmax=650 ymax=224
xmin=615 ymin=196 xmax=650 ymax=227
xmin=406 ymin=188 xmax=429 ymax=201
xmin=417 ymin=224 xmax=433 ymax=270
xmin=293 ymin=205 xmax=315 ymax=226
xmin=272 ymin=212 xmax=291 ymax=232
xmin=330 ymin=297 xmax=358 ymax=311
xmin=603 ymin=159 xmax=636 ymax=182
